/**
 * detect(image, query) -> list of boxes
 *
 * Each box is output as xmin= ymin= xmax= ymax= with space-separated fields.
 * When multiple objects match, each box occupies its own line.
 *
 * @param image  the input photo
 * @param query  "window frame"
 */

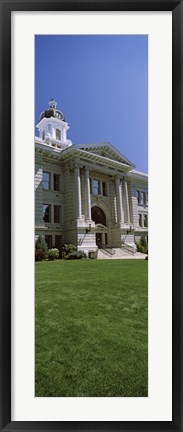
xmin=93 ymin=179 xmax=101 ymax=195
xmin=43 ymin=204 xmax=51 ymax=223
xmin=45 ymin=235 xmax=52 ymax=249
xmin=56 ymin=128 xmax=61 ymax=141
xmin=43 ymin=171 xmax=51 ymax=190
xmin=144 ymin=214 xmax=148 ymax=228
xmin=53 ymin=173 xmax=60 ymax=192
xmin=54 ymin=205 xmax=61 ymax=224
xmin=90 ymin=178 xmax=107 ymax=196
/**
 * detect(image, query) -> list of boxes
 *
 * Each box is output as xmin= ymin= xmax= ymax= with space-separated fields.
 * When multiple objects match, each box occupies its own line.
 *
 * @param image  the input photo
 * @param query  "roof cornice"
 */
xmin=35 ymin=141 xmax=134 ymax=172
xmin=74 ymin=142 xmax=135 ymax=168
xmin=128 ymin=170 xmax=148 ymax=181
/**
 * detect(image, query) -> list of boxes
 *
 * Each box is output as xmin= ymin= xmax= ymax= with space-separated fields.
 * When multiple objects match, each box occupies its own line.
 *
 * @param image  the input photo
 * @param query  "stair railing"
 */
xmin=101 ymin=244 xmax=115 ymax=256
xmin=121 ymin=242 xmax=136 ymax=255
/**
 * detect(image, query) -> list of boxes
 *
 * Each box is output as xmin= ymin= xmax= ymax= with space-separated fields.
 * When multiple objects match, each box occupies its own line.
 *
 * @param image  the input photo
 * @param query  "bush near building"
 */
xmin=62 ymin=243 xmax=86 ymax=260
xmin=35 ymin=235 xmax=48 ymax=261
xmin=47 ymin=248 xmax=59 ymax=260
xmin=136 ymin=235 xmax=148 ymax=254
xmin=65 ymin=250 xmax=87 ymax=260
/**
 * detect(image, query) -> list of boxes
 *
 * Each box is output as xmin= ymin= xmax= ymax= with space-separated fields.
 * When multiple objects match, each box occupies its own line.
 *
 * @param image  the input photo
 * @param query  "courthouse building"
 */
xmin=35 ymin=99 xmax=148 ymax=256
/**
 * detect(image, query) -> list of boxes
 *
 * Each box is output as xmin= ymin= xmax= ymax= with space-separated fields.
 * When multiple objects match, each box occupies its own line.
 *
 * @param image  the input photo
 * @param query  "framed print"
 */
xmin=0 ymin=0 xmax=182 ymax=431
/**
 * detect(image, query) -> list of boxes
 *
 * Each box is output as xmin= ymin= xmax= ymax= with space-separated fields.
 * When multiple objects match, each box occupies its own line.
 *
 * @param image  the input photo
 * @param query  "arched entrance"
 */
xmin=91 ymin=206 xmax=106 ymax=226
xmin=91 ymin=206 xmax=108 ymax=248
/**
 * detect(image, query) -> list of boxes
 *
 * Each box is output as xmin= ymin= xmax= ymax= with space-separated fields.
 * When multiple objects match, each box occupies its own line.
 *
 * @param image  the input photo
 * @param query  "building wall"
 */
xmin=35 ymin=152 xmax=148 ymax=252
xmin=35 ymin=156 xmax=44 ymax=229
xmin=130 ymin=179 xmax=148 ymax=230
xmin=63 ymin=164 xmax=75 ymax=224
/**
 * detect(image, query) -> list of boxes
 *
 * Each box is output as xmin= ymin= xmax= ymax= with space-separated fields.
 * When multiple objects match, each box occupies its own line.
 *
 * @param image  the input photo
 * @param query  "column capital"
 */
xmin=74 ymin=157 xmax=80 ymax=168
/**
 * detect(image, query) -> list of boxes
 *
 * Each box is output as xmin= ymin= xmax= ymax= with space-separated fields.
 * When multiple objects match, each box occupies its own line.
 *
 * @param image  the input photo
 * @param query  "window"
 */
xmin=141 ymin=192 xmax=146 ymax=205
xmin=43 ymin=172 xmax=50 ymax=190
xmin=102 ymin=181 xmax=107 ymax=196
xmin=90 ymin=178 xmax=107 ymax=196
xmin=55 ymin=235 xmax=63 ymax=249
xmin=93 ymin=179 xmax=100 ymax=195
xmin=54 ymin=174 xmax=60 ymax=191
xmin=139 ymin=213 xmax=142 ymax=227
xmin=56 ymin=129 xmax=61 ymax=140
xmin=45 ymin=235 xmax=52 ymax=249
xmin=42 ymin=130 xmax=45 ymax=141
xmin=91 ymin=206 xmax=107 ymax=226
xmin=43 ymin=204 xmax=51 ymax=223
xmin=54 ymin=205 xmax=61 ymax=223
xmin=144 ymin=215 xmax=148 ymax=228
xmin=137 ymin=190 xmax=141 ymax=204
xmin=137 ymin=190 xmax=147 ymax=205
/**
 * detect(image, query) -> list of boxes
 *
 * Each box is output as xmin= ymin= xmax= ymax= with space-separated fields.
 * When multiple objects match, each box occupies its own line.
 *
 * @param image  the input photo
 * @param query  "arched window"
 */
xmin=56 ymin=129 xmax=61 ymax=141
xmin=91 ymin=206 xmax=107 ymax=226
xmin=42 ymin=130 xmax=45 ymax=141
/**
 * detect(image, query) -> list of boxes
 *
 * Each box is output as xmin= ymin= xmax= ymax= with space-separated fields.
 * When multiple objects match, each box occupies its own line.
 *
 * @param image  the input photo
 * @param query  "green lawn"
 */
xmin=35 ymin=259 xmax=148 ymax=397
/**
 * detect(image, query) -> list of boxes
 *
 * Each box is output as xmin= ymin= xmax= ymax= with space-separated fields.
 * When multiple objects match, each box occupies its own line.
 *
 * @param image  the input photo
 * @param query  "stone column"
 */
xmin=123 ymin=178 xmax=130 ymax=224
xmin=62 ymin=129 xmax=66 ymax=142
xmin=51 ymin=124 xmax=56 ymax=139
xmin=85 ymin=168 xmax=91 ymax=220
xmin=115 ymin=177 xmax=123 ymax=223
xmin=75 ymin=166 xmax=82 ymax=219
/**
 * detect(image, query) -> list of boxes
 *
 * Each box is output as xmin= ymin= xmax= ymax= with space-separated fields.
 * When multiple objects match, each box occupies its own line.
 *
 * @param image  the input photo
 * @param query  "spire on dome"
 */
xmin=49 ymin=98 xmax=57 ymax=109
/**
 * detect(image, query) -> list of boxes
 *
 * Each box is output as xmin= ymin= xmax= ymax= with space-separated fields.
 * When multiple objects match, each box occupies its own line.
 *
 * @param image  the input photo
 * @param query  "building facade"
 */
xmin=35 ymin=99 xmax=148 ymax=255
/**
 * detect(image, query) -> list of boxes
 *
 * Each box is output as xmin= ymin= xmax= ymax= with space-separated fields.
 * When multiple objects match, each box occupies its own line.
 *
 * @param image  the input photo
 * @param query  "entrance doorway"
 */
xmin=96 ymin=233 xmax=102 ymax=248
xmin=91 ymin=206 xmax=106 ymax=226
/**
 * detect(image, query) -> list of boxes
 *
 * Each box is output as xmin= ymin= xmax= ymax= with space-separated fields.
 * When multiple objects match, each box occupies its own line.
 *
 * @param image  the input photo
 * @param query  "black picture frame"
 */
xmin=0 ymin=1 xmax=182 ymax=431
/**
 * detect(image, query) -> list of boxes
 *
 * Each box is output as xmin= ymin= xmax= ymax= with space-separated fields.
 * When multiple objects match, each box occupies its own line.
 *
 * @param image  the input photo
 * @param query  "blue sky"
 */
xmin=35 ymin=35 xmax=148 ymax=172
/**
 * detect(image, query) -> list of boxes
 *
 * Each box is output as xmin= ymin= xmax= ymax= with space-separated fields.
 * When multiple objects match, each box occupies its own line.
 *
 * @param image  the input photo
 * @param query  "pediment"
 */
xmin=95 ymin=223 xmax=107 ymax=231
xmin=75 ymin=142 xmax=135 ymax=168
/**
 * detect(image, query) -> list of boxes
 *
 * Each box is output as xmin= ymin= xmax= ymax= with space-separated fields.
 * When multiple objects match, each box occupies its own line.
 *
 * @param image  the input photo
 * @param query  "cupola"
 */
xmin=36 ymin=98 xmax=72 ymax=148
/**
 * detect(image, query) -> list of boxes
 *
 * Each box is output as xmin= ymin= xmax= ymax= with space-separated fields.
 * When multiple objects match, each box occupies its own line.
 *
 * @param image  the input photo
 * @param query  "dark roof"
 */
xmin=39 ymin=99 xmax=65 ymax=122
xmin=39 ymin=109 xmax=65 ymax=122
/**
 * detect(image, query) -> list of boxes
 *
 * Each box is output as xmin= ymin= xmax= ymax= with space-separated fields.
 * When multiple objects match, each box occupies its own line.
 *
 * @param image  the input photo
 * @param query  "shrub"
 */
xmin=136 ymin=242 xmax=145 ymax=253
xmin=136 ymin=235 xmax=148 ymax=254
xmin=47 ymin=248 xmax=59 ymax=261
xmin=35 ymin=235 xmax=48 ymax=260
xmin=77 ymin=251 xmax=87 ymax=259
xmin=35 ymin=248 xmax=44 ymax=262
xmin=63 ymin=243 xmax=77 ymax=255
xmin=140 ymin=235 xmax=148 ymax=251
xmin=65 ymin=250 xmax=87 ymax=260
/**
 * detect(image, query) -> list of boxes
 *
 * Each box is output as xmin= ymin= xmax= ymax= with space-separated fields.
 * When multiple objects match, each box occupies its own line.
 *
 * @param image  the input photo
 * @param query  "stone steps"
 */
xmin=97 ymin=248 xmax=146 ymax=260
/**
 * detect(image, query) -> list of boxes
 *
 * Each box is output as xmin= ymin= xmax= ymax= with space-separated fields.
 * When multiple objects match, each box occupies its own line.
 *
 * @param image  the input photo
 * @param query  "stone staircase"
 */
xmin=121 ymin=233 xmax=136 ymax=249
xmin=97 ymin=248 xmax=146 ymax=260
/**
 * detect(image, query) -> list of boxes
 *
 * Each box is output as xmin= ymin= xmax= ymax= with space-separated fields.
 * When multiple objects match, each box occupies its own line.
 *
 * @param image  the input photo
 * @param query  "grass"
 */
xmin=35 ymin=259 xmax=148 ymax=397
